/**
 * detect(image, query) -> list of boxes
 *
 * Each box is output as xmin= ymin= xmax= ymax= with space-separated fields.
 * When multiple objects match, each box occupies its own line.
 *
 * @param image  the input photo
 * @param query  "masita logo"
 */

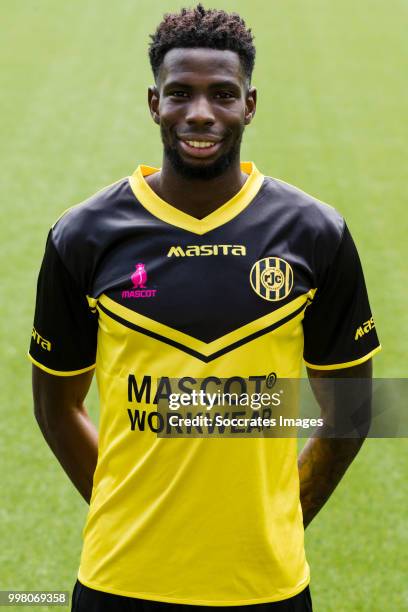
xmin=122 ymin=263 xmax=157 ymax=299
xmin=167 ymin=244 xmax=246 ymax=257
xmin=31 ymin=327 xmax=51 ymax=351
xmin=355 ymin=317 xmax=375 ymax=340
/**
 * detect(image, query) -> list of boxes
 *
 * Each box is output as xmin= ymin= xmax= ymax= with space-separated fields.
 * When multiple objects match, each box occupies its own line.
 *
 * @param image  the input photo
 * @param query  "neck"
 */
xmin=145 ymin=157 xmax=248 ymax=219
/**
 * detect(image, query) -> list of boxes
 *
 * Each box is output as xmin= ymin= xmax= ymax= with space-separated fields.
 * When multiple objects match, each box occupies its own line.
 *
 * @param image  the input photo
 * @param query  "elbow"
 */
xmin=352 ymin=402 xmax=372 ymax=440
xmin=356 ymin=420 xmax=371 ymax=442
xmin=32 ymin=366 xmax=55 ymax=431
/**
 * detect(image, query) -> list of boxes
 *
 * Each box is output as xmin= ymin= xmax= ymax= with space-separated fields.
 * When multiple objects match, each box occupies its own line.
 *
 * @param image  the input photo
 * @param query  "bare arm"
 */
xmin=298 ymin=359 xmax=372 ymax=528
xmin=32 ymin=365 xmax=98 ymax=504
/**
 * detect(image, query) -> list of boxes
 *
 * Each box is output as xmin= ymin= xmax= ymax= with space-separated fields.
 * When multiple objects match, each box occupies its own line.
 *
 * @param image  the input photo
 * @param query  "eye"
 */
xmin=169 ymin=91 xmax=189 ymax=98
xmin=214 ymin=91 xmax=236 ymax=100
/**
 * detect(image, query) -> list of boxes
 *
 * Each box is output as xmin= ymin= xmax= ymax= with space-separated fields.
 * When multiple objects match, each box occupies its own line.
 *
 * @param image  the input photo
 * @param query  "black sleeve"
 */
xmin=29 ymin=232 xmax=98 ymax=375
xmin=303 ymin=224 xmax=381 ymax=369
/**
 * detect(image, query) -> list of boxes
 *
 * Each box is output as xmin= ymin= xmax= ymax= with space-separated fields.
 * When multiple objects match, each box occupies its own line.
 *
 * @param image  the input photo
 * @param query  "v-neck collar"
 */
xmin=128 ymin=161 xmax=264 ymax=235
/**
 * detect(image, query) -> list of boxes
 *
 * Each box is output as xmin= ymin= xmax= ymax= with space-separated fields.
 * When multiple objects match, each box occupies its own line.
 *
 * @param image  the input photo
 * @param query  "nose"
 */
xmin=185 ymin=94 xmax=215 ymax=126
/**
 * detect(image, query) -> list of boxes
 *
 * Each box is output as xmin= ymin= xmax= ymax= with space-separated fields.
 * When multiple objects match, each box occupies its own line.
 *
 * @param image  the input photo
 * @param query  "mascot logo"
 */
xmin=131 ymin=263 xmax=147 ymax=289
xmin=122 ymin=263 xmax=157 ymax=299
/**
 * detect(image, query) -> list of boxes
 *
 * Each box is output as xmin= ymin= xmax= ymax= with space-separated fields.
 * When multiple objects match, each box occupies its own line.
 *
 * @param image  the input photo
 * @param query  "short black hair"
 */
xmin=149 ymin=4 xmax=255 ymax=84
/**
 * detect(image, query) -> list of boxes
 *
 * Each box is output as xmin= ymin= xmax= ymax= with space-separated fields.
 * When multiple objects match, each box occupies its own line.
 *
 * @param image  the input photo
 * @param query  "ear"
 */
xmin=148 ymin=86 xmax=160 ymax=125
xmin=244 ymin=86 xmax=257 ymax=125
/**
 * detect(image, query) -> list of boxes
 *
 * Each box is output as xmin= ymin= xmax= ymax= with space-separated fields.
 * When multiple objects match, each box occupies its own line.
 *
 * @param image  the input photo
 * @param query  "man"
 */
xmin=29 ymin=5 xmax=381 ymax=611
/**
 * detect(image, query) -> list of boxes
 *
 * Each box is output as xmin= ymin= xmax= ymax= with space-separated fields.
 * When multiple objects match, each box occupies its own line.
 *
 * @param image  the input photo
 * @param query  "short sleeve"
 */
xmin=303 ymin=223 xmax=381 ymax=369
xmin=28 ymin=232 xmax=98 ymax=375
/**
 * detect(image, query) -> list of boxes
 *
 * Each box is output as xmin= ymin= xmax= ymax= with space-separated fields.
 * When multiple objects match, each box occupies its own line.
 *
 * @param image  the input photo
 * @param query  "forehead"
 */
xmin=158 ymin=47 xmax=246 ymax=86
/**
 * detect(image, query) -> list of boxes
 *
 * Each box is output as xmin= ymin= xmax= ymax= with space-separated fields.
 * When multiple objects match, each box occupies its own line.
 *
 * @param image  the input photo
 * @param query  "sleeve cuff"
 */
xmin=304 ymin=345 xmax=382 ymax=371
xmin=28 ymin=353 xmax=96 ymax=377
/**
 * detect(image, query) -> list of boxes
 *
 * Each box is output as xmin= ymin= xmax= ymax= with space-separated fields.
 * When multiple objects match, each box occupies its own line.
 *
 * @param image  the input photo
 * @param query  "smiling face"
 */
xmin=148 ymin=47 xmax=256 ymax=179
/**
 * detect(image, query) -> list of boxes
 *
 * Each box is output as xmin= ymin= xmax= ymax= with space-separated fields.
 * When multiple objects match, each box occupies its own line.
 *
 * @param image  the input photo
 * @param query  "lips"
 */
xmin=178 ymin=137 xmax=223 ymax=159
xmin=183 ymin=139 xmax=217 ymax=149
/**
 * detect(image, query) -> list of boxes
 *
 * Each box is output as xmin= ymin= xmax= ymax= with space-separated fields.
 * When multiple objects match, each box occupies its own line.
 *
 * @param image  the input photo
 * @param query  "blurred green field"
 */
xmin=0 ymin=1 xmax=407 ymax=611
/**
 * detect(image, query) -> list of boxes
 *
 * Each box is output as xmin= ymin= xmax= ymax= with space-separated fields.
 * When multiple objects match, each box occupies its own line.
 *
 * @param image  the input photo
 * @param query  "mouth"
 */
xmin=178 ymin=137 xmax=223 ymax=159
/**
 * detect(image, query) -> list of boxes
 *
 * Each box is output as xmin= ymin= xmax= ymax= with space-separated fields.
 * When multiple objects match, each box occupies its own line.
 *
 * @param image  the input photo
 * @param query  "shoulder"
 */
xmin=255 ymin=174 xmax=348 ymax=282
xmin=261 ymin=175 xmax=346 ymax=272
xmin=49 ymin=177 xmax=132 ymax=289
xmin=51 ymin=177 xmax=130 ymax=250
xmin=261 ymin=175 xmax=345 ymax=242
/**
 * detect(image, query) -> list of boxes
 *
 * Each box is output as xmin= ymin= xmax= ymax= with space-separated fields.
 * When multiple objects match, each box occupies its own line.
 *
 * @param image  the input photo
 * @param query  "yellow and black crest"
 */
xmin=250 ymin=257 xmax=293 ymax=302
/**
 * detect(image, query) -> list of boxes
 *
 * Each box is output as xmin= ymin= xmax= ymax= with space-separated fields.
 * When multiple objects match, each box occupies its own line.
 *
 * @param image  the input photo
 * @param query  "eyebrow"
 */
xmin=163 ymin=80 xmax=242 ymax=91
xmin=210 ymin=80 xmax=242 ymax=91
xmin=162 ymin=81 xmax=191 ymax=90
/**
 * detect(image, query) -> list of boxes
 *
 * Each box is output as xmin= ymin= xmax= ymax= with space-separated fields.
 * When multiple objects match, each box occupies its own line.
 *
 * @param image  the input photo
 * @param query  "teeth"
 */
xmin=185 ymin=140 xmax=216 ymax=149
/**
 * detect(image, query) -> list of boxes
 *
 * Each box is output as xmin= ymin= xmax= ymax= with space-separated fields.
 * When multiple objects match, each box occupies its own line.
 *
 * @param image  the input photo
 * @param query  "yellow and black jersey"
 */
xmin=29 ymin=162 xmax=380 ymax=606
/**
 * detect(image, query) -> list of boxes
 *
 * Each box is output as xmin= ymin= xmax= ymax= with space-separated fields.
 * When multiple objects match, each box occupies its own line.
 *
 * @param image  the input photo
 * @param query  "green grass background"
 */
xmin=0 ymin=1 xmax=407 ymax=610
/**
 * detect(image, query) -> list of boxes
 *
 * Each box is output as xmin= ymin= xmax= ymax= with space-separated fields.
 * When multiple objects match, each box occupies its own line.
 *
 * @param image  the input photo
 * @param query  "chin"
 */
xmin=165 ymin=146 xmax=238 ymax=180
